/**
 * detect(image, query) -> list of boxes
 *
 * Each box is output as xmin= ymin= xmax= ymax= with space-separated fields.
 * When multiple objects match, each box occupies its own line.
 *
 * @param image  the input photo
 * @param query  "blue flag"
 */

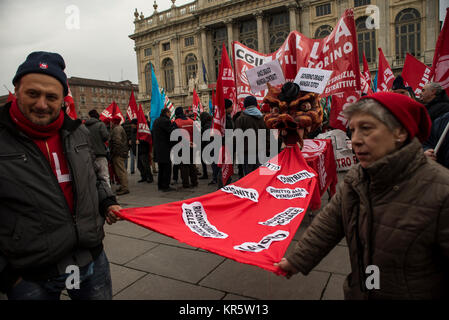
xmin=150 ymin=64 xmax=164 ymax=130
xmin=209 ymin=99 xmax=213 ymax=115
xmin=202 ymin=59 xmax=208 ymax=84
xmin=373 ymin=71 xmax=378 ymax=93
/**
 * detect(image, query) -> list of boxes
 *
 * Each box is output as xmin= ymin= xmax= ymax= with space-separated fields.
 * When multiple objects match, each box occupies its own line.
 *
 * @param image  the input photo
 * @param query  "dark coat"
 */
xmin=426 ymin=92 xmax=449 ymax=122
xmin=85 ymin=118 xmax=109 ymax=157
xmin=152 ymin=114 xmax=174 ymax=163
xmin=287 ymin=138 xmax=449 ymax=299
xmin=423 ymin=111 xmax=449 ymax=169
xmin=0 ymin=102 xmax=117 ymax=290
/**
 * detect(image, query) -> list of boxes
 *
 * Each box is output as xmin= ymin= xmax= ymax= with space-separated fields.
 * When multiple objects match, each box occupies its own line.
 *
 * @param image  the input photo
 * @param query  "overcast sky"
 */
xmin=0 ymin=0 xmax=447 ymax=96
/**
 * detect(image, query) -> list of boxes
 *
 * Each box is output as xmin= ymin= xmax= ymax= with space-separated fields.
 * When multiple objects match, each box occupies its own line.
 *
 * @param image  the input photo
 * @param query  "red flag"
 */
xmin=100 ymin=101 xmax=124 ymax=124
xmin=402 ymin=53 xmax=432 ymax=97
xmin=329 ymin=91 xmax=361 ymax=131
xmin=192 ymin=88 xmax=204 ymax=121
xmin=431 ymin=7 xmax=449 ymax=96
xmin=7 ymin=91 xmax=15 ymax=103
xmin=136 ymin=104 xmax=151 ymax=144
xmin=377 ymin=48 xmax=394 ymax=92
xmin=117 ymin=144 xmax=319 ymax=275
xmin=362 ymin=52 xmax=371 ymax=87
xmin=64 ymin=82 xmax=77 ymax=120
xmin=126 ymin=91 xmax=138 ymax=121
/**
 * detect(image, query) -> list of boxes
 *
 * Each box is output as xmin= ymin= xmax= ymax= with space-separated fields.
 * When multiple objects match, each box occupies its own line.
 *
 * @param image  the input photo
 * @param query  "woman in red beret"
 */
xmin=275 ymin=92 xmax=449 ymax=299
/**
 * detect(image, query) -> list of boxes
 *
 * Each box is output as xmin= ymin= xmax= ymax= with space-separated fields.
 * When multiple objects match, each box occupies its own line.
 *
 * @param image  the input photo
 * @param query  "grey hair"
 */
xmin=343 ymin=98 xmax=403 ymax=132
xmin=427 ymin=82 xmax=443 ymax=96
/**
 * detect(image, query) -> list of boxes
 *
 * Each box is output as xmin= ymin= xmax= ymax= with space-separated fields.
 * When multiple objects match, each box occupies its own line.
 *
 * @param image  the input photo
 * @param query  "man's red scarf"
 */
xmin=10 ymin=100 xmax=74 ymax=213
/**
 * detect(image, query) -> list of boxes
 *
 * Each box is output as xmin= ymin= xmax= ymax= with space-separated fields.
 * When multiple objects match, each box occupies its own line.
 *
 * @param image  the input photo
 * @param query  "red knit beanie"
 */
xmin=360 ymin=92 xmax=431 ymax=142
xmin=112 ymin=115 xmax=122 ymax=124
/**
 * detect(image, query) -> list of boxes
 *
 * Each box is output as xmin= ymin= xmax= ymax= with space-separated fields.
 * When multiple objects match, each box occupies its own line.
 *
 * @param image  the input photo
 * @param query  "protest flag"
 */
xmin=376 ymin=48 xmax=394 ymax=92
xmin=64 ymin=82 xmax=77 ymax=120
xmin=126 ymin=91 xmax=138 ymax=121
xmin=150 ymin=64 xmax=164 ymax=129
xmin=430 ymin=7 xmax=449 ymax=96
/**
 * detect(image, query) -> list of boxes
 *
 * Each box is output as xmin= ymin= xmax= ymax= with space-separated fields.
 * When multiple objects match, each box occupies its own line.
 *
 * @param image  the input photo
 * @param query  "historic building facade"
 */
xmin=67 ymin=77 xmax=138 ymax=119
xmin=130 ymin=0 xmax=440 ymax=109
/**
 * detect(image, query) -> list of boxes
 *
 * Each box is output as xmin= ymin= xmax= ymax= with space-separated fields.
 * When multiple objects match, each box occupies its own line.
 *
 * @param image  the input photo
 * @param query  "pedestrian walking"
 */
xmin=110 ymin=115 xmax=129 ymax=195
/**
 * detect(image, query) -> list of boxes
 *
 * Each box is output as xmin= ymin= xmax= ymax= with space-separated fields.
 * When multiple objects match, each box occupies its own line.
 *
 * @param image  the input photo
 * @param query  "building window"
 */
xmin=268 ymin=12 xmax=290 ymax=52
xmin=316 ymin=3 xmax=331 ymax=17
xmin=79 ymin=86 xmax=84 ymax=92
xmin=91 ymin=87 xmax=95 ymax=93
xmin=162 ymin=42 xmax=171 ymax=51
xmin=80 ymin=95 xmax=86 ymax=105
xmin=93 ymin=97 xmax=97 ymax=103
xmin=354 ymin=0 xmax=370 ymax=7
xmin=314 ymin=25 xmax=333 ymax=39
xmin=144 ymin=48 xmax=152 ymax=56
xmin=185 ymin=36 xmax=194 ymax=47
xmin=145 ymin=63 xmax=153 ymax=95
xmin=185 ymin=53 xmax=198 ymax=84
xmin=395 ymin=8 xmax=421 ymax=62
xmin=212 ymin=27 xmax=228 ymax=80
xmin=100 ymin=88 xmax=104 ymax=94
xmin=100 ymin=97 xmax=105 ymax=103
xmin=239 ymin=19 xmax=258 ymax=50
xmin=162 ymin=58 xmax=175 ymax=92
xmin=356 ymin=17 xmax=376 ymax=63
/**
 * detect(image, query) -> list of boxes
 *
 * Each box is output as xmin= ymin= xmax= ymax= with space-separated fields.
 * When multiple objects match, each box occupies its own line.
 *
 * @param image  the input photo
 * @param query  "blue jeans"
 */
xmin=7 ymin=250 xmax=112 ymax=300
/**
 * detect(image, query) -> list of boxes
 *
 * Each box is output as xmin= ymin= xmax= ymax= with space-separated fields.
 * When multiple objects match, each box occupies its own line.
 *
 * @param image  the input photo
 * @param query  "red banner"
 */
xmin=100 ymin=101 xmax=124 ymax=124
xmin=7 ymin=91 xmax=15 ymax=103
xmin=127 ymin=91 xmax=138 ymax=121
xmin=192 ymin=88 xmax=204 ymax=121
xmin=64 ymin=82 xmax=77 ymax=120
xmin=431 ymin=7 xmax=449 ymax=96
xmin=360 ymin=52 xmax=373 ymax=95
xmin=402 ymin=53 xmax=432 ymax=97
xmin=233 ymin=9 xmax=360 ymax=130
xmin=376 ymin=48 xmax=394 ymax=92
xmin=329 ymin=91 xmax=360 ymax=131
xmin=137 ymin=104 xmax=151 ymax=144
xmin=118 ymin=144 xmax=319 ymax=274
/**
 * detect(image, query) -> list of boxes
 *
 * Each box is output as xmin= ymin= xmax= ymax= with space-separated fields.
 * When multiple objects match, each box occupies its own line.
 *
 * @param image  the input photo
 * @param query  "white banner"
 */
xmin=294 ymin=67 xmax=333 ymax=94
xmin=245 ymin=59 xmax=286 ymax=94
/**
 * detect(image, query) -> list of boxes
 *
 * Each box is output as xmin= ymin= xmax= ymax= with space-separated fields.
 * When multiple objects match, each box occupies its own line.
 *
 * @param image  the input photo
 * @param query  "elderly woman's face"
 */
xmin=349 ymin=113 xmax=399 ymax=168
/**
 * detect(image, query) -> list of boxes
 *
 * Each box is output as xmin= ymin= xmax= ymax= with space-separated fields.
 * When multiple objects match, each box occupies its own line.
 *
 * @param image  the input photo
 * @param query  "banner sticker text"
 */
xmin=182 ymin=202 xmax=228 ymax=239
xmin=234 ymin=230 xmax=290 ymax=252
xmin=221 ymin=185 xmax=259 ymax=202
xmin=259 ymin=207 xmax=305 ymax=226
xmin=266 ymin=186 xmax=309 ymax=199
xmin=277 ymin=170 xmax=315 ymax=184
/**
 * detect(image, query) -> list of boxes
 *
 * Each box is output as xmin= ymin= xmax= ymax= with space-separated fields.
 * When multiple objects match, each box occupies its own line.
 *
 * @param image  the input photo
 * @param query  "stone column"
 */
xmin=424 ymin=0 xmax=438 ymax=64
xmin=299 ymin=2 xmax=310 ymax=37
xmin=135 ymin=46 xmax=144 ymax=99
xmin=172 ymin=34 xmax=182 ymax=94
xmin=255 ymin=11 xmax=265 ymax=53
xmin=377 ymin=0 xmax=391 ymax=62
xmin=226 ymin=18 xmax=234 ymax=55
xmin=152 ymin=40 xmax=161 ymax=84
xmin=288 ymin=4 xmax=298 ymax=32
xmin=198 ymin=27 xmax=208 ymax=89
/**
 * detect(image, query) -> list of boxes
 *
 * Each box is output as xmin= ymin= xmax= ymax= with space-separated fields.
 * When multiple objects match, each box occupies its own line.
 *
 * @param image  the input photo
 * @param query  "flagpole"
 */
xmin=434 ymin=121 xmax=449 ymax=155
xmin=3 ymin=84 xmax=11 ymax=92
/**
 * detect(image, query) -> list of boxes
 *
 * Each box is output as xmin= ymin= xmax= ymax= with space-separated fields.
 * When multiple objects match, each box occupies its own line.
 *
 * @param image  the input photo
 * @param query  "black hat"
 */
xmin=175 ymin=106 xmax=184 ymax=116
xmin=243 ymin=95 xmax=257 ymax=109
xmin=224 ymin=99 xmax=233 ymax=109
xmin=278 ymin=82 xmax=300 ymax=103
xmin=131 ymin=118 xmax=138 ymax=125
xmin=88 ymin=109 xmax=100 ymax=119
xmin=392 ymin=75 xmax=407 ymax=90
xmin=13 ymin=51 xmax=68 ymax=96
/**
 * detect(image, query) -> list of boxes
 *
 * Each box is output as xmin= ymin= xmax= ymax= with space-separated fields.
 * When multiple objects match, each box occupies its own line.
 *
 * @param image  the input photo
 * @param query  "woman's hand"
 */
xmin=274 ymin=257 xmax=299 ymax=279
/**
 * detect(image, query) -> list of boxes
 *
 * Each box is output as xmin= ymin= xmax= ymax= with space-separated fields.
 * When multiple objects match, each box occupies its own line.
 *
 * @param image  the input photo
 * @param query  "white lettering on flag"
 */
xmin=234 ymin=230 xmax=289 ymax=252
xmin=221 ymin=185 xmax=259 ymax=202
xmin=182 ymin=202 xmax=228 ymax=239
xmin=52 ymin=153 xmax=71 ymax=183
xmin=259 ymin=207 xmax=304 ymax=226
xmin=266 ymin=186 xmax=309 ymax=199
xmin=261 ymin=162 xmax=281 ymax=171
xmin=277 ymin=170 xmax=315 ymax=184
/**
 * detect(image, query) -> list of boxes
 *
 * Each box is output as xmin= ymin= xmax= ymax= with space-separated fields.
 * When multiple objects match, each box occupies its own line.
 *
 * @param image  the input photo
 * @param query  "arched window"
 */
xmin=269 ymin=12 xmax=290 ymax=52
xmin=356 ymin=17 xmax=376 ymax=63
xmin=395 ymin=8 xmax=421 ymax=61
xmin=185 ymin=53 xmax=198 ymax=84
xmin=314 ymin=25 xmax=333 ymax=39
xmin=145 ymin=63 xmax=154 ymax=95
xmin=239 ymin=19 xmax=258 ymax=50
xmin=212 ymin=27 xmax=228 ymax=81
xmin=162 ymin=58 xmax=175 ymax=92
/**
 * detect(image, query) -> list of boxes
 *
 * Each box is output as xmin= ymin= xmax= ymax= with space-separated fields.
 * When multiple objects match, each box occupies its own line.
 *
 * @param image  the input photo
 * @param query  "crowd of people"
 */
xmin=0 ymin=51 xmax=448 ymax=300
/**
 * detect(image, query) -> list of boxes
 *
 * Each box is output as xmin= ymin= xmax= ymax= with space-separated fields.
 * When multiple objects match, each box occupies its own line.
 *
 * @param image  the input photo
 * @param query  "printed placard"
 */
xmin=261 ymin=162 xmax=281 ymax=171
xmin=259 ymin=207 xmax=304 ymax=226
xmin=221 ymin=185 xmax=259 ymax=202
xmin=234 ymin=230 xmax=290 ymax=252
xmin=294 ymin=67 xmax=333 ymax=94
xmin=182 ymin=202 xmax=228 ymax=239
xmin=266 ymin=186 xmax=309 ymax=199
xmin=245 ymin=59 xmax=286 ymax=94
xmin=277 ymin=170 xmax=315 ymax=184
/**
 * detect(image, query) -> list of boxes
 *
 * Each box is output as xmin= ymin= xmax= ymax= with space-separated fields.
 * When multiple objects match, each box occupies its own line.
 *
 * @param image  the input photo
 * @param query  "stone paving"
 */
xmin=0 ymin=166 xmax=350 ymax=301
xmin=102 ymin=166 xmax=350 ymax=300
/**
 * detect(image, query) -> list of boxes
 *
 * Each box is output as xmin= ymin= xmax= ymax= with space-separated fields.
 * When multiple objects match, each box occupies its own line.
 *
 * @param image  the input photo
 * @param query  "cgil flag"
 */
xmin=192 ymin=88 xmax=204 ymax=121
xmin=64 ymin=81 xmax=77 ymax=120
xmin=431 ymin=7 xmax=449 ymax=96
xmin=376 ymin=48 xmax=394 ymax=92
xmin=402 ymin=53 xmax=432 ymax=97
xmin=100 ymin=101 xmax=124 ymax=124
xmin=160 ymin=87 xmax=175 ymax=120
xmin=117 ymin=144 xmax=320 ymax=275
xmin=136 ymin=103 xmax=152 ymax=144
xmin=126 ymin=91 xmax=138 ymax=121
xmin=150 ymin=64 xmax=164 ymax=129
